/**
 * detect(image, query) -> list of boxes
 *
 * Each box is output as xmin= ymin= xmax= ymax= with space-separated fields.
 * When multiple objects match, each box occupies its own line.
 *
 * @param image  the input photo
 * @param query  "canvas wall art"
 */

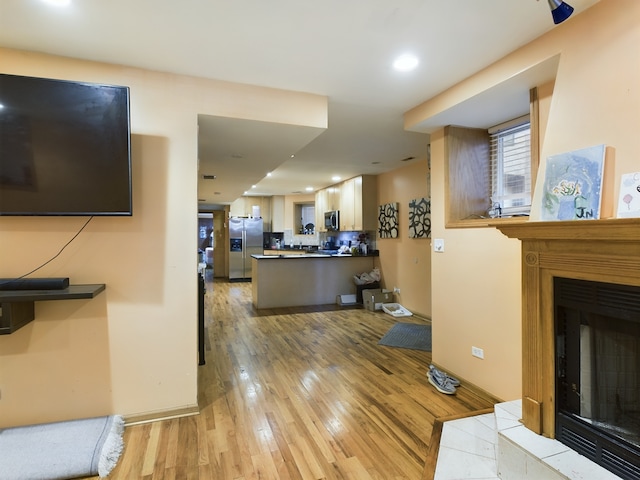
xmin=540 ymin=144 xmax=606 ymax=221
xmin=378 ymin=202 xmax=399 ymax=238
xmin=617 ymin=172 xmax=640 ymax=218
xmin=409 ymin=197 xmax=431 ymax=238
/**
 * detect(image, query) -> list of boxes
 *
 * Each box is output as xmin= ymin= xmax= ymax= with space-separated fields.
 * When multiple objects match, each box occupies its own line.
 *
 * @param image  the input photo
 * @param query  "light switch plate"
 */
xmin=433 ymin=238 xmax=445 ymax=252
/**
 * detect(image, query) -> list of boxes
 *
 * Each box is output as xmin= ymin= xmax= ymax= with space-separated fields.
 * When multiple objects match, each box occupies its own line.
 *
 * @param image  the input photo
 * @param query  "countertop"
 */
xmin=252 ymin=252 xmax=378 ymax=259
xmin=260 ymin=247 xmax=378 ymax=257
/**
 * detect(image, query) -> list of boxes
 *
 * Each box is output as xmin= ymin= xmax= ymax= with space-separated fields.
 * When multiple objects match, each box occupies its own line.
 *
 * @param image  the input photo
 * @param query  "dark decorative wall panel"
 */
xmin=378 ymin=202 xmax=399 ymax=239
xmin=409 ymin=197 xmax=431 ymax=238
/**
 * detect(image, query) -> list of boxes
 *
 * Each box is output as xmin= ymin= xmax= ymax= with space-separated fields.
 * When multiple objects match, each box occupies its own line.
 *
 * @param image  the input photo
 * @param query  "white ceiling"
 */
xmin=0 ymin=0 xmax=599 ymax=208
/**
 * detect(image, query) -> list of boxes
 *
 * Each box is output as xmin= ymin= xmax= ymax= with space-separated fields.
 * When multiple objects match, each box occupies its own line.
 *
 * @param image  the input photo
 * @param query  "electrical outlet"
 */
xmin=393 ymin=287 xmax=400 ymax=294
xmin=472 ymin=346 xmax=484 ymax=359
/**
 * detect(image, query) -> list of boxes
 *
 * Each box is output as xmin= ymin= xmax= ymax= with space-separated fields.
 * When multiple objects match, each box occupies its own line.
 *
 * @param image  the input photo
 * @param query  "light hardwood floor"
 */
xmin=99 ymin=279 xmax=498 ymax=479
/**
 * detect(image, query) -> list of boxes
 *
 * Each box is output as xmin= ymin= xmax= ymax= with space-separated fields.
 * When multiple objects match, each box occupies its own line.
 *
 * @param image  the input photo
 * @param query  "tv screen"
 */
xmin=0 ymin=73 xmax=132 ymax=216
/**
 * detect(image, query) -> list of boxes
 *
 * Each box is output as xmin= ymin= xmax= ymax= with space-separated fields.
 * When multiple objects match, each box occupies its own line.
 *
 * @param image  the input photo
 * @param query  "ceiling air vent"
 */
xmin=203 ymin=175 xmax=217 ymax=180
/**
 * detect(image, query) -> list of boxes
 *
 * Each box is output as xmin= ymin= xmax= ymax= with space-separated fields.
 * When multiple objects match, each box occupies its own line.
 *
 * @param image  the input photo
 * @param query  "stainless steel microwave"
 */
xmin=324 ymin=210 xmax=339 ymax=231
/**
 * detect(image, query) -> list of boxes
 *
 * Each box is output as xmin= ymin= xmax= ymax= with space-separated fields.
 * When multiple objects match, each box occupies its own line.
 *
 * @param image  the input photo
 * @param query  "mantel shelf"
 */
xmin=491 ymin=217 xmax=640 ymax=242
xmin=0 ymin=284 xmax=105 ymax=335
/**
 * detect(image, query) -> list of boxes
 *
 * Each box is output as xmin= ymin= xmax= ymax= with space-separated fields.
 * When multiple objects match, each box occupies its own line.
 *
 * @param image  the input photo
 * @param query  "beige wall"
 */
xmin=407 ymin=0 xmax=640 ymax=401
xmin=0 ymin=49 xmax=327 ymax=428
xmin=376 ymin=160 xmax=431 ymax=318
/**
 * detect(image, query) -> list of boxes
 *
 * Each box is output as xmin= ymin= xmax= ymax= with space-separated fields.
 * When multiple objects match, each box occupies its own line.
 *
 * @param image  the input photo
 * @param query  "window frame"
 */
xmin=489 ymin=115 xmax=532 ymax=218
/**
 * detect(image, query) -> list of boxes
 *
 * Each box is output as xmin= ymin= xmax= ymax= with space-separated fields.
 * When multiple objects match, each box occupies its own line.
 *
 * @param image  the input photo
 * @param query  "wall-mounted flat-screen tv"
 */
xmin=0 ymin=73 xmax=132 ymax=216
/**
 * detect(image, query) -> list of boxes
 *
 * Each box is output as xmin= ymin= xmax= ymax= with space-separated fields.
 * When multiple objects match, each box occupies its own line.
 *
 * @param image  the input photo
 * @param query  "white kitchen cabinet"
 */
xmin=229 ymin=196 xmax=272 ymax=230
xmin=315 ymin=189 xmax=328 ymax=232
xmin=315 ymin=185 xmax=340 ymax=232
xmin=271 ymin=195 xmax=285 ymax=232
xmin=340 ymin=175 xmax=377 ymax=231
xmin=340 ymin=178 xmax=356 ymax=231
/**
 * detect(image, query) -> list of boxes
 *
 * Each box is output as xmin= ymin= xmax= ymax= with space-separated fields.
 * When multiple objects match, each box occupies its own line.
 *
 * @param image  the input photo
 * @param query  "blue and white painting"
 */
xmin=540 ymin=144 xmax=606 ymax=221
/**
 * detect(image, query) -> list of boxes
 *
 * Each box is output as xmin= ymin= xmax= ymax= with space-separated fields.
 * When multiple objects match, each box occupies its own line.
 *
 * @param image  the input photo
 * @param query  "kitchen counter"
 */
xmin=254 ymin=253 xmax=377 ymax=259
xmin=251 ymin=254 xmax=378 ymax=309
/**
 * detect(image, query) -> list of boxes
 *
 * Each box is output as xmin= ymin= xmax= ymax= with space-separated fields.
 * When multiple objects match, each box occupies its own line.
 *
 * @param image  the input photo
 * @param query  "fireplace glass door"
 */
xmin=555 ymin=277 xmax=640 ymax=480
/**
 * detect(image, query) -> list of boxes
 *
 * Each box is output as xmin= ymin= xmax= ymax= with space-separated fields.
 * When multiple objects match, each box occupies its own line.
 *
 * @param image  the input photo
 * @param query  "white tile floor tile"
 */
xmin=439 ymin=419 xmax=496 ymax=460
xmin=434 ymin=446 xmax=500 ymax=480
xmin=433 ymin=400 xmax=624 ymax=480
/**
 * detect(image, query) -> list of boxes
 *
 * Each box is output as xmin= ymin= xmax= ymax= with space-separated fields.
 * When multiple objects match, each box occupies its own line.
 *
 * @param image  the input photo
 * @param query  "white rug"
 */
xmin=0 ymin=415 xmax=124 ymax=480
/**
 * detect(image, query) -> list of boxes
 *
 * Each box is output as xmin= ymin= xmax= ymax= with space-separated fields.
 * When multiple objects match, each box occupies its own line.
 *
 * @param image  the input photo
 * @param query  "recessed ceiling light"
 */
xmin=251 ymin=185 xmax=257 ymax=189
xmin=42 ymin=0 xmax=71 ymax=6
xmin=393 ymin=54 xmax=419 ymax=72
xmin=305 ymin=186 xmax=314 ymax=192
xmin=266 ymin=172 xmax=272 ymax=177
xmin=331 ymin=176 xmax=341 ymax=182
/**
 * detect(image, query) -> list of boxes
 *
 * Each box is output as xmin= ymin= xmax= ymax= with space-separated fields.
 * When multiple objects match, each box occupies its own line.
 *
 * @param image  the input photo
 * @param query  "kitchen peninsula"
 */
xmin=251 ymin=253 xmax=379 ymax=309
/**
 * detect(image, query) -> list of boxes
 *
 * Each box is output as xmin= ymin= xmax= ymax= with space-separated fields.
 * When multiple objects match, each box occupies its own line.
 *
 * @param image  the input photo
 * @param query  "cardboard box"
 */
xmin=356 ymin=281 xmax=380 ymax=303
xmin=362 ymin=288 xmax=393 ymax=311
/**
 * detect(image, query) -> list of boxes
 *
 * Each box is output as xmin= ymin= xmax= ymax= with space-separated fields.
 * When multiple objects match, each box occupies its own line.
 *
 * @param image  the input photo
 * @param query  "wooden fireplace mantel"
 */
xmin=493 ymin=218 xmax=640 ymax=438
xmin=494 ymin=217 xmax=640 ymax=242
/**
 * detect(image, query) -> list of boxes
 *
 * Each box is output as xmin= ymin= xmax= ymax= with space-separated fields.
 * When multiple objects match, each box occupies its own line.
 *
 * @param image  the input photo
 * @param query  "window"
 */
xmin=489 ymin=116 xmax=531 ymax=217
xmin=444 ymin=87 xmax=539 ymax=227
xmin=294 ymin=203 xmax=315 ymax=234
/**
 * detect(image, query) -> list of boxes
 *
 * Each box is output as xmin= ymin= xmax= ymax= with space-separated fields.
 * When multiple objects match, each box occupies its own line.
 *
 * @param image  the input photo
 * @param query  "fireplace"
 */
xmin=495 ymin=218 xmax=640 ymax=479
xmin=554 ymin=277 xmax=640 ymax=478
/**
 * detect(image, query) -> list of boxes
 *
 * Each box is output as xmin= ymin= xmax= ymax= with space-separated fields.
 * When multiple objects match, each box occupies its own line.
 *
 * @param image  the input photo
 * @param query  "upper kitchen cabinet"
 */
xmin=315 ymin=175 xmax=376 ymax=232
xmin=271 ymin=195 xmax=285 ymax=232
xmin=315 ymin=189 xmax=327 ymax=231
xmin=326 ymin=185 xmax=340 ymax=211
xmin=229 ymin=196 xmax=272 ymax=230
xmin=340 ymin=175 xmax=377 ymax=231
xmin=340 ymin=178 xmax=356 ymax=230
xmin=315 ymin=185 xmax=340 ymax=232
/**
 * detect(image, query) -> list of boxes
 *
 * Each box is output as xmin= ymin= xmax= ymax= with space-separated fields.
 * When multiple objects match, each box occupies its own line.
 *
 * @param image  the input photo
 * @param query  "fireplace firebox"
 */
xmin=554 ymin=277 xmax=640 ymax=479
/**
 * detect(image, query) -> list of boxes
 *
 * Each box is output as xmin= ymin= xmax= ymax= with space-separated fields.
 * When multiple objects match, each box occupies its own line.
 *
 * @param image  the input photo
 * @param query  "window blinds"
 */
xmin=489 ymin=121 xmax=531 ymax=216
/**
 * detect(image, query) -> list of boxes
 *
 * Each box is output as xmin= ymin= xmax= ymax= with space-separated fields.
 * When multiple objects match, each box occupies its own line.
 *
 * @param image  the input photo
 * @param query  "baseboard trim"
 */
xmin=123 ymin=404 xmax=200 ymax=426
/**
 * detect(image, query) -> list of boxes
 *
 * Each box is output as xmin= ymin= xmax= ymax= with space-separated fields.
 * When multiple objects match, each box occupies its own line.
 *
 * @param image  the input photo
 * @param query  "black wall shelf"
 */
xmin=0 ymin=284 xmax=106 ymax=335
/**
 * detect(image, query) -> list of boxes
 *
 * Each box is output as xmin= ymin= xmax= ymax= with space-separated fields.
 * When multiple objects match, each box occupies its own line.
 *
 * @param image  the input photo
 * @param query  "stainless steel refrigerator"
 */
xmin=229 ymin=217 xmax=263 ymax=281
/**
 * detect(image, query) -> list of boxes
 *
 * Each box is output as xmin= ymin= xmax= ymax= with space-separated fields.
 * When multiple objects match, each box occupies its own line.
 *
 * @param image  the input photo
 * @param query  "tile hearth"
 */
xmin=434 ymin=400 xmax=622 ymax=480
